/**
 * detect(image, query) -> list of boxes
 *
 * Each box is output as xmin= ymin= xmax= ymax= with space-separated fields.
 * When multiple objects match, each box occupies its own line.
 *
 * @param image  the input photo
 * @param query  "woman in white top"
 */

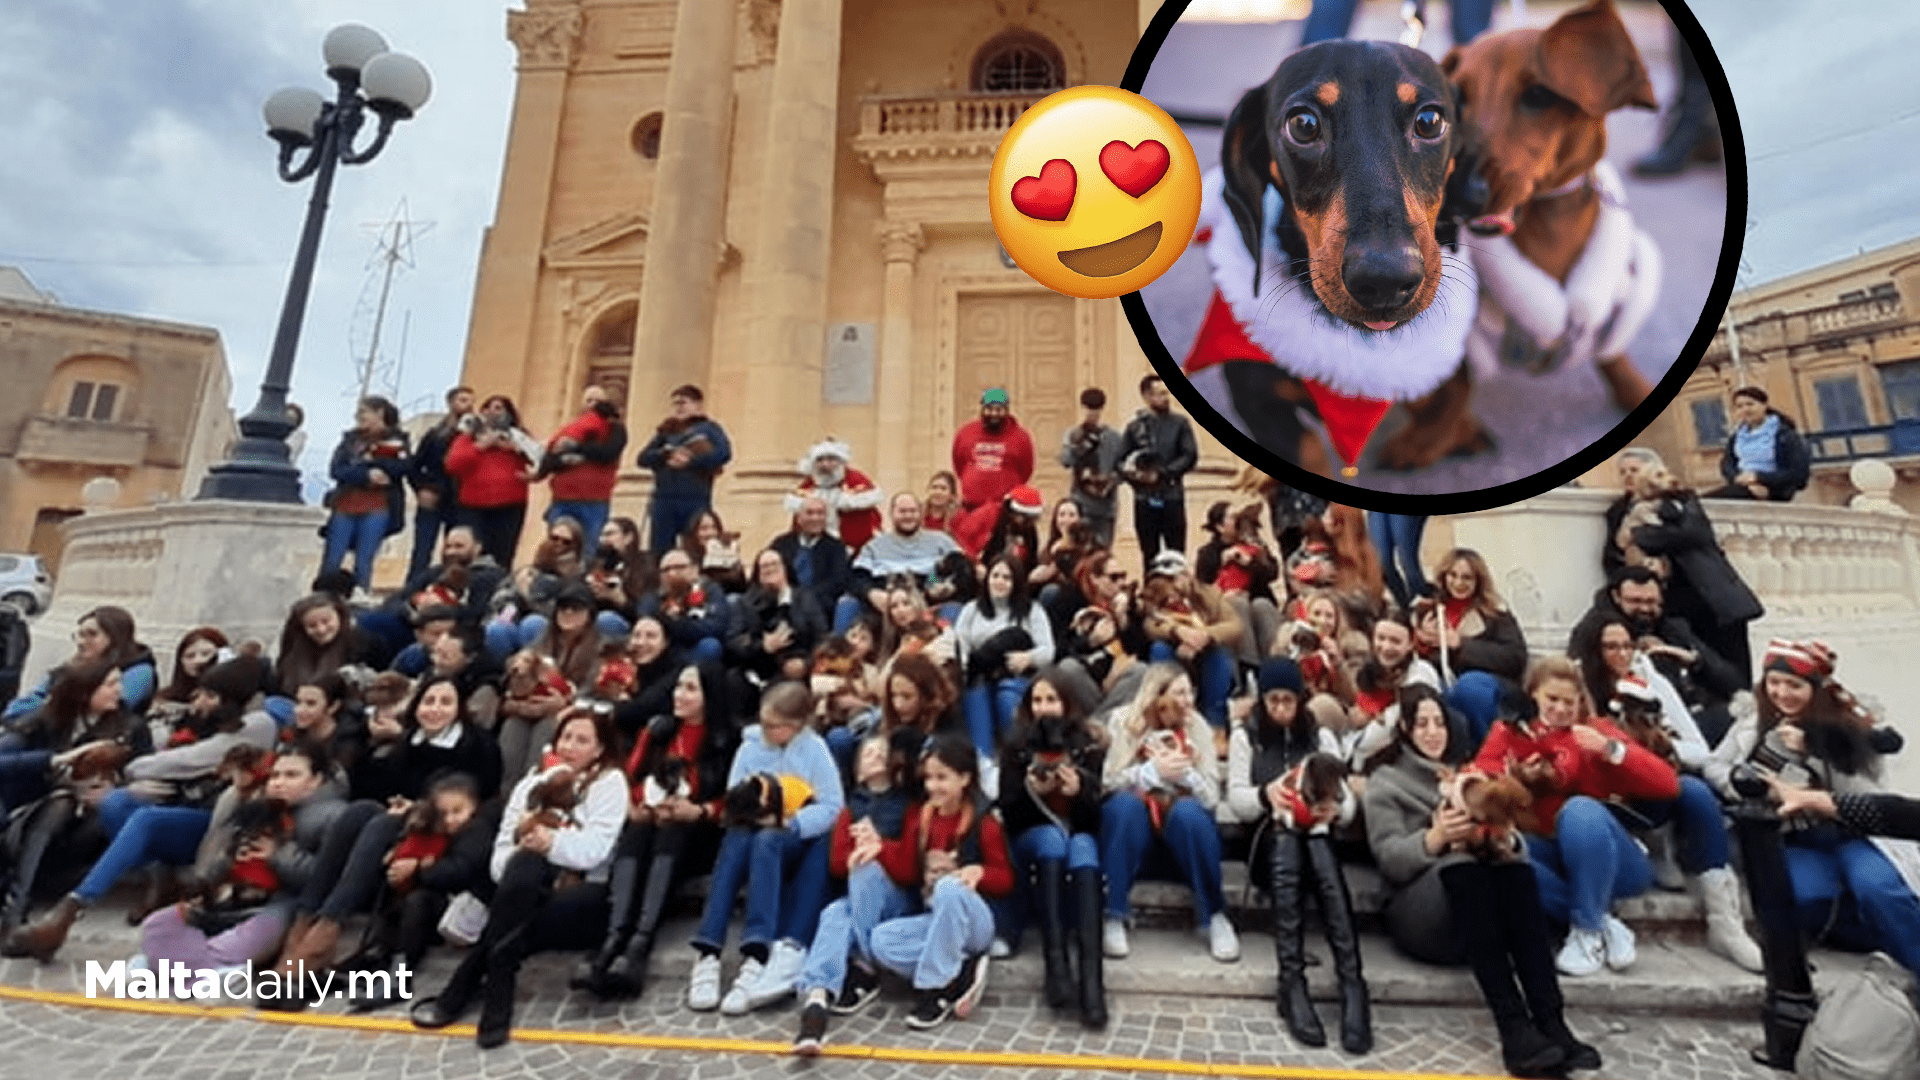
xmin=951 ymin=555 xmax=1055 ymax=764
xmin=411 ymin=702 xmax=628 ymax=1049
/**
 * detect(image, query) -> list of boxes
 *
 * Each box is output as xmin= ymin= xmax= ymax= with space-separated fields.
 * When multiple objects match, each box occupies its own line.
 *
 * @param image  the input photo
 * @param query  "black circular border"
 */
xmin=1118 ymin=0 xmax=1747 ymax=515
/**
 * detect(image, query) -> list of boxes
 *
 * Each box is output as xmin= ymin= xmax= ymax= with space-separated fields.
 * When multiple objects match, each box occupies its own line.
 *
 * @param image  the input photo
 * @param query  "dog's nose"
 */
xmin=1342 ymin=243 xmax=1425 ymax=311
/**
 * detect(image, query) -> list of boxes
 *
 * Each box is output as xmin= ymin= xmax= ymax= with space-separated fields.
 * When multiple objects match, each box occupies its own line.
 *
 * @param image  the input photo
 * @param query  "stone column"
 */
xmin=627 ymin=0 xmax=741 ymax=439
xmin=874 ymin=221 xmax=925 ymax=498
xmin=463 ymin=2 xmax=582 ymax=401
xmin=731 ymin=0 xmax=845 ymax=505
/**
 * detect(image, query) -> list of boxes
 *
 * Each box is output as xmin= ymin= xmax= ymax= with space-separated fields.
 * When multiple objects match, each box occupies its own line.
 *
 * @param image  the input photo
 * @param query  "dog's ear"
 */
xmin=1440 ymin=45 xmax=1466 ymax=81
xmin=1535 ymin=0 xmax=1658 ymax=115
xmin=1221 ymin=84 xmax=1274 ymax=296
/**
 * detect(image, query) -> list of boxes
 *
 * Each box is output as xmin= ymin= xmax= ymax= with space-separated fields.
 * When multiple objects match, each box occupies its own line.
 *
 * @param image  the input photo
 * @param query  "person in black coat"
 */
xmin=727 ymin=548 xmax=829 ymax=696
xmin=321 ymin=396 xmax=411 ymax=593
xmin=770 ymin=496 xmax=855 ymax=625
xmin=1704 ymin=387 xmax=1811 ymax=502
xmin=406 ymin=387 xmax=476 ymax=581
xmin=1568 ymin=566 xmax=1748 ymax=745
xmin=1619 ymin=485 xmax=1764 ymax=684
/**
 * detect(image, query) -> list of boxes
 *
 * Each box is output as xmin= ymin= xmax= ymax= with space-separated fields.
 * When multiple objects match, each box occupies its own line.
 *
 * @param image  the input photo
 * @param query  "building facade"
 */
xmin=1641 ymin=235 xmax=1920 ymax=511
xmin=461 ymin=0 xmax=1236 ymax=551
xmin=0 ymin=269 xmax=236 ymax=572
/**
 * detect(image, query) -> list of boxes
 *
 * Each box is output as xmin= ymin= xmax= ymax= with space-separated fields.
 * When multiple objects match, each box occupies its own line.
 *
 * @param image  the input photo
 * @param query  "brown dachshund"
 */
xmin=1445 ymin=0 xmax=1662 ymax=413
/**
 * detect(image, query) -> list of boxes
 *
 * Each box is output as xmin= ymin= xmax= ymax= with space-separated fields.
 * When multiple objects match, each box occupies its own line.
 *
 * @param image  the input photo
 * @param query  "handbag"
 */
xmin=436 ymin=890 xmax=490 ymax=946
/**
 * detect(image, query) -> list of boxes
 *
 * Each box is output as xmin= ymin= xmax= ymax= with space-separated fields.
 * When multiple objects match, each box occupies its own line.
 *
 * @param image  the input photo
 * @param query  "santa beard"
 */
xmin=812 ymin=462 xmax=848 ymax=489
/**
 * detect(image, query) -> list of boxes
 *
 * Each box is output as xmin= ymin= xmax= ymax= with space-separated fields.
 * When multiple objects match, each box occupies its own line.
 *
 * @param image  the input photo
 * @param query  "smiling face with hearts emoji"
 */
xmin=990 ymin=86 xmax=1202 ymax=300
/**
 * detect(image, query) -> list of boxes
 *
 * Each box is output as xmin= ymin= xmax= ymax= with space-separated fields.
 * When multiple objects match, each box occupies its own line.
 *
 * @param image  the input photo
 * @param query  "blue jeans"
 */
xmin=0 ymin=744 xmax=53 ymax=814
xmin=356 ymin=608 xmax=412 ymax=670
xmin=548 ymin=500 xmax=609 ymax=560
xmin=962 ymin=678 xmax=1029 ymax=761
xmin=693 ymin=825 xmax=833 ymax=953
xmin=76 ymin=789 xmax=214 ymax=904
xmin=1368 ymin=513 xmax=1430 ymax=610
xmin=1785 ymin=831 xmax=1920 ymax=976
xmin=798 ymin=861 xmax=916 ymax=996
xmin=872 ymin=876 xmax=998 ymax=990
xmin=1446 ymin=670 xmax=1507 ymax=752
xmin=1100 ymin=791 xmax=1226 ymax=922
xmin=832 ymin=595 xmax=866 ymax=636
xmin=1147 ymin=641 xmax=1236 ymax=728
xmin=994 ymin=825 xmax=1100 ymax=949
xmin=321 ymin=510 xmax=390 ymax=590
xmin=1523 ymin=795 xmax=1654 ymax=932
xmin=1630 ymin=775 xmax=1729 ymax=873
xmin=1301 ymin=0 xmax=1491 ymax=44
xmin=408 ymin=501 xmax=448 ymax=582
xmin=649 ymin=495 xmax=708 ymax=556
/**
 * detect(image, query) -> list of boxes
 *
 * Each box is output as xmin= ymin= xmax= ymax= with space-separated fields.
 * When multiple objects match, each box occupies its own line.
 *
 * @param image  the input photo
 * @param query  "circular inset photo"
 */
xmin=1121 ymin=0 xmax=1743 ymax=513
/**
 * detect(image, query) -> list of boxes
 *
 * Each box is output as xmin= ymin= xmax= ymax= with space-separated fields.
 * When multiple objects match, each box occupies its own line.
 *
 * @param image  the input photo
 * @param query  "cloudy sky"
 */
xmin=2 ymin=0 xmax=1918 ymax=490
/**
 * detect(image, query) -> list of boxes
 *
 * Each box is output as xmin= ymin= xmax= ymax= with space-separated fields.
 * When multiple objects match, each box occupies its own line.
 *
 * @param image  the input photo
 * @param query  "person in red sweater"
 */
xmin=949 ymin=388 xmax=1035 ymax=557
xmin=1473 ymin=656 xmax=1679 ymax=979
xmin=868 ymin=732 xmax=1013 ymax=1029
xmin=538 ymin=385 xmax=628 ymax=560
xmin=446 ymin=395 xmax=538 ymax=566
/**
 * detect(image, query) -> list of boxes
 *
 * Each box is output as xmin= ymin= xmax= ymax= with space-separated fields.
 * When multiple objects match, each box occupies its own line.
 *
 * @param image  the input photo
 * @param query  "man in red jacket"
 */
xmin=538 ymin=385 xmax=628 ymax=558
xmin=949 ymin=387 xmax=1034 ymax=557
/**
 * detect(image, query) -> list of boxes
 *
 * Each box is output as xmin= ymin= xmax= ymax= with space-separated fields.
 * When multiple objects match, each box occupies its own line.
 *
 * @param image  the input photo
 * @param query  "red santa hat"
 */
xmin=1006 ymin=485 xmax=1045 ymax=516
xmin=798 ymin=439 xmax=853 ymax=474
xmin=1762 ymin=639 xmax=1835 ymax=686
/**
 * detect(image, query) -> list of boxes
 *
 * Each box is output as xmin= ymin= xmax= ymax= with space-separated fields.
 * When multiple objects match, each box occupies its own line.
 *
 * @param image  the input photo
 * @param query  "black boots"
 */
xmin=410 ymin=938 xmax=489 ymax=1029
xmin=1036 ymin=859 xmax=1073 ymax=1012
xmin=602 ymin=854 xmax=676 ymax=998
xmin=573 ymin=853 xmax=641 ymax=993
xmin=1443 ymin=863 xmax=1567 ymax=1077
xmin=1495 ymin=862 xmax=1600 ymax=1073
xmin=1070 ymin=866 xmax=1108 ymax=1029
xmin=1270 ymin=835 xmax=1326 ymax=1048
xmin=1634 ymin=38 xmax=1720 ymax=177
xmin=476 ymin=922 xmax=533 ymax=1049
xmin=1306 ymin=836 xmax=1372 ymax=1055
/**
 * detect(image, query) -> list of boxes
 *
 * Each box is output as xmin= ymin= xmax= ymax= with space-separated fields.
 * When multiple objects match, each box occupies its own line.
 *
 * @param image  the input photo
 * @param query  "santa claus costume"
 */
xmin=1181 ymin=167 xmax=1478 ymax=477
xmin=783 ymin=439 xmax=884 ymax=553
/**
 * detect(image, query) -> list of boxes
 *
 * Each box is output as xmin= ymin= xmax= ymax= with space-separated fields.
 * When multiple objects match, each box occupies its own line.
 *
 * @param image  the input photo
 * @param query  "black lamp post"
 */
xmin=198 ymin=24 xmax=431 ymax=502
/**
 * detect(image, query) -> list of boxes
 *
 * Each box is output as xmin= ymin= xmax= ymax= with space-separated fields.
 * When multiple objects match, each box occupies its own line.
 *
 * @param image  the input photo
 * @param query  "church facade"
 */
xmin=460 ymin=0 xmax=1236 ymax=550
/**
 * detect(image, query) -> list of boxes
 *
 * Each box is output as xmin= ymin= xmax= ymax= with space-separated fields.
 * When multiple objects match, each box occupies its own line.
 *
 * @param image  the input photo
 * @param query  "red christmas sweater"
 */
xmin=445 ymin=431 xmax=530 ymax=509
xmin=876 ymin=798 xmax=1015 ymax=899
xmin=544 ymin=408 xmax=624 ymax=502
xmin=951 ymin=420 xmax=1035 ymax=510
xmin=1472 ymin=717 xmax=1679 ymax=837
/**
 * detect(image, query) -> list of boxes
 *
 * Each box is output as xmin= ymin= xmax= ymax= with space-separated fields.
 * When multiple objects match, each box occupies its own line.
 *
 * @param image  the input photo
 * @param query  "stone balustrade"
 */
xmin=854 ymin=90 xmax=1048 ymax=159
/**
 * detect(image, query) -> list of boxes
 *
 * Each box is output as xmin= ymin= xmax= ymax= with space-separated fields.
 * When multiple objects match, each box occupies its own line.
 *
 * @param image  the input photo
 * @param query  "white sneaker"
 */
xmin=742 ymin=940 xmax=805 ymax=1011
xmin=1601 ymin=915 xmax=1637 ymax=971
xmin=688 ymin=953 xmax=723 ymax=1011
xmin=1556 ymin=927 xmax=1606 ymax=977
xmin=988 ymin=936 xmax=1012 ymax=959
xmin=1102 ymin=917 xmax=1130 ymax=959
xmin=1207 ymin=912 xmax=1241 ymax=963
xmin=720 ymin=956 xmax=766 ymax=1015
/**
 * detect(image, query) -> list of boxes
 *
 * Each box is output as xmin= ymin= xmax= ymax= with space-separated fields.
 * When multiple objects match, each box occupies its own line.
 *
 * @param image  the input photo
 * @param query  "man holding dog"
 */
xmin=1123 ymin=376 xmax=1198 ymax=571
xmin=1059 ymin=387 xmax=1126 ymax=550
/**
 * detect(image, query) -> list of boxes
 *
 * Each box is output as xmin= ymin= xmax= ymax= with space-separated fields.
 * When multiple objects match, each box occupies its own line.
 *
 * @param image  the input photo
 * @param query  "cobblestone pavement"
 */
xmin=0 ymin=964 xmax=1787 ymax=1080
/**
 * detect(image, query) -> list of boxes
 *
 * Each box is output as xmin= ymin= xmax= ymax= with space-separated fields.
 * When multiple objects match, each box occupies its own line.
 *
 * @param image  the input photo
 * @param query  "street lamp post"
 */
xmin=198 ymin=24 xmax=431 ymax=502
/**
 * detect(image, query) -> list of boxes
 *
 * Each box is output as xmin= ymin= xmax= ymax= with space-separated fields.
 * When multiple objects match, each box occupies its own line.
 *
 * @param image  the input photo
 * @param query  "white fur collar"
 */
xmin=1199 ymin=167 xmax=1477 ymax=402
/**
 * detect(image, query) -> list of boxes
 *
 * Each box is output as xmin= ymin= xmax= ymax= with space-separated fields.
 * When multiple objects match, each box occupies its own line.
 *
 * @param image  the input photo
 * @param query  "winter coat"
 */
xmin=997 ymin=722 xmax=1105 ymax=839
xmin=445 ymin=431 xmax=531 ymax=510
xmin=1472 ymin=717 xmax=1679 ymax=837
xmin=541 ymin=405 xmax=629 ymax=503
xmin=1719 ymin=409 xmax=1811 ymax=501
xmin=327 ymin=428 xmax=411 ymax=534
xmin=770 ymin=531 xmax=854 ymax=619
xmin=636 ymin=416 xmax=732 ymax=502
xmin=356 ymin=721 xmax=504 ymax=805
xmin=1122 ymin=409 xmax=1199 ymax=498
xmin=1625 ymin=492 xmax=1764 ymax=628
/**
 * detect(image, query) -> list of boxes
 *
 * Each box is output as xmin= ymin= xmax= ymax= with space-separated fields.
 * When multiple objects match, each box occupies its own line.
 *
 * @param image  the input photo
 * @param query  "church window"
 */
xmin=971 ymin=32 xmax=1066 ymax=93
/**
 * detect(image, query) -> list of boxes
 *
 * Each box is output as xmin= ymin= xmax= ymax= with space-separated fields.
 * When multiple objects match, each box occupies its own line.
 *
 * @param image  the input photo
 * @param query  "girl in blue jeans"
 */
xmin=1098 ymin=663 xmax=1237 ymax=965
xmin=993 ymin=671 xmax=1108 ymax=1027
xmin=320 ymin=396 xmax=408 ymax=592
xmin=953 ymin=556 xmax=1056 ymax=767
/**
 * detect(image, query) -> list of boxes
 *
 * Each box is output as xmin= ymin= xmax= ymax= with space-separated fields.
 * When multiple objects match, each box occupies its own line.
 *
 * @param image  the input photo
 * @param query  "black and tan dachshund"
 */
xmin=1211 ymin=40 xmax=1493 ymax=472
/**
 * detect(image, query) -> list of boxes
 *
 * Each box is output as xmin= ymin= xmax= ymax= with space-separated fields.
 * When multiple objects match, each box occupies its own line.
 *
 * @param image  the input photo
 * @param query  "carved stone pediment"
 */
xmin=543 ymin=212 xmax=651 ymax=270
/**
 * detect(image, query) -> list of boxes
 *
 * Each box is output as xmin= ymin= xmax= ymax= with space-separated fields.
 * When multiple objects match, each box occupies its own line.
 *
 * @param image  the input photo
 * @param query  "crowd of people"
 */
xmin=0 ymin=376 xmax=1906 ymax=1079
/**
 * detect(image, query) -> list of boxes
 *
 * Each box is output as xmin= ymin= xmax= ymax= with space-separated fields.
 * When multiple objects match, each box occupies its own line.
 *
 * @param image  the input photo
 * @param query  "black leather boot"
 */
xmin=1071 ymin=867 xmax=1108 ymax=1029
xmin=1633 ymin=39 xmax=1719 ymax=177
xmin=1307 ymin=835 xmax=1371 ymax=1055
xmin=410 ymin=939 xmax=488 ymax=1029
xmin=572 ymin=853 xmax=640 ymax=993
xmin=0 ymin=794 xmax=73 ymax=938
xmin=1270 ymin=834 xmax=1325 ymax=1048
xmin=1494 ymin=862 xmax=1600 ymax=1073
xmin=1443 ymin=864 xmax=1566 ymax=1077
xmin=603 ymin=853 xmax=676 ymax=999
xmin=1035 ymin=859 xmax=1073 ymax=1012
xmin=477 ymin=923 xmax=531 ymax=1049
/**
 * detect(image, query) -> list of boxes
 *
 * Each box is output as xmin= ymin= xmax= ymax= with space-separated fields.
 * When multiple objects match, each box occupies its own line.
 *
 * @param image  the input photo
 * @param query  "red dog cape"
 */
xmin=1182 ymin=167 xmax=1477 ymax=471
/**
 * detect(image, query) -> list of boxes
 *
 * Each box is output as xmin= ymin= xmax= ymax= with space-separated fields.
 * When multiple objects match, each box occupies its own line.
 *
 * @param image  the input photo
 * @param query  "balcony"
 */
xmin=14 ymin=414 xmax=151 ymax=469
xmin=853 ymin=90 xmax=1049 ymax=163
xmin=1804 ymin=419 xmax=1920 ymax=465
xmin=1807 ymin=294 xmax=1906 ymax=338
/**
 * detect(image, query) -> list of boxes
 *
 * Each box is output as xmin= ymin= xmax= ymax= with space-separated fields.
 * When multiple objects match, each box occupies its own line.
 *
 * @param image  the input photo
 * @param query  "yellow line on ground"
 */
xmin=0 ymin=983 xmax=1519 ymax=1080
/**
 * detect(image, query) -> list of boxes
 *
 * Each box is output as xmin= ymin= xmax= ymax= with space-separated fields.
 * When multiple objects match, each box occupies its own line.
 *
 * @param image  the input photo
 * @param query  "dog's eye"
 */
xmin=1413 ymin=107 xmax=1447 ymax=141
xmin=1284 ymin=109 xmax=1320 ymax=145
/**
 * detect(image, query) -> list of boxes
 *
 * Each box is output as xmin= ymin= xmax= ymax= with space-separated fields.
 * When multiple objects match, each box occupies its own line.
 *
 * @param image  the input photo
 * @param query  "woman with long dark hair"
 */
xmin=412 ymin=704 xmax=628 ymax=1048
xmin=320 ymin=395 xmax=409 ymax=592
xmin=4 ymin=606 xmax=158 ymax=722
xmin=952 ymin=556 xmax=1055 ymax=768
xmin=576 ymin=661 xmax=739 ymax=998
xmin=273 ymin=594 xmax=373 ymax=702
xmin=1364 ymin=683 xmax=1600 ymax=1077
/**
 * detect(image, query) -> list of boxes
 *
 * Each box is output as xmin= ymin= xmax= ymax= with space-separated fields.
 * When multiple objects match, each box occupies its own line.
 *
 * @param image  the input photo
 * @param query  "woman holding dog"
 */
xmin=993 ymin=671 xmax=1108 ymax=1028
xmin=1363 ymin=683 xmax=1602 ymax=1078
xmin=952 ymin=555 xmax=1055 ymax=773
xmin=1099 ymin=662 xmax=1236 ymax=966
xmin=574 ymin=661 xmax=737 ymax=999
xmin=1718 ymin=640 xmax=1920 ymax=978
xmin=411 ymin=702 xmax=627 ymax=1048
xmin=1473 ymin=657 xmax=1679 ymax=979
xmin=1227 ymin=658 xmax=1369 ymax=1054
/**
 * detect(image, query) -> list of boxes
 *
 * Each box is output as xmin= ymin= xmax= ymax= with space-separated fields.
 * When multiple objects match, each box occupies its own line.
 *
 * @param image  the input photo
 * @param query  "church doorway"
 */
xmin=954 ymin=291 xmax=1076 ymax=497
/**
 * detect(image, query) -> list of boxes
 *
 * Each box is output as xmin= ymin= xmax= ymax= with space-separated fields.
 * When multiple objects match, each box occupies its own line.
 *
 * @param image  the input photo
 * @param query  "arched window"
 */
xmin=631 ymin=113 xmax=663 ymax=160
xmin=971 ymin=31 xmax=1066 ymax=94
